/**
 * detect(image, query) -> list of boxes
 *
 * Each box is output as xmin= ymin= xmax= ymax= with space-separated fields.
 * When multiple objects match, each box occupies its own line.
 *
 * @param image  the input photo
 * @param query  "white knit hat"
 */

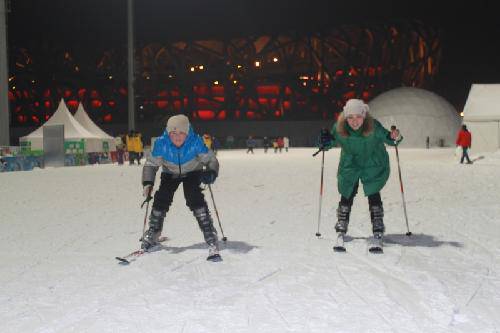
xmin=166 ymin=114 xmax=190 ymax=134
xmin=343 ymin=99 xmax=369 ymax=117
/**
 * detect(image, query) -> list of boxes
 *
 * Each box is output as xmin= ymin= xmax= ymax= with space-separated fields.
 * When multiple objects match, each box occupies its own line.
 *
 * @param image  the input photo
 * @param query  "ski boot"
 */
xmin=334 ymin=203 xmax=350 ymax=252
xmin=369 ymin=205 xmax=384 ymax=253
xmin=141 ymin=208 xmax=166 ymax=251
xmin=193 ymin=206 xmax=222 ymax=262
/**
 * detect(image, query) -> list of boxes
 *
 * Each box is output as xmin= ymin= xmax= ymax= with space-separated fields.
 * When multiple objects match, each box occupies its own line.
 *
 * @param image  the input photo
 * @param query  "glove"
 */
xmin=319 ymin=129 xmax=333 ymax=149
xmin=200 ymin=170 xmax=217 ymax=184
xmin=143 ymin=184 xmax=153 ymax=198
xmin=390 ymin=129 xmax=402 ymax=141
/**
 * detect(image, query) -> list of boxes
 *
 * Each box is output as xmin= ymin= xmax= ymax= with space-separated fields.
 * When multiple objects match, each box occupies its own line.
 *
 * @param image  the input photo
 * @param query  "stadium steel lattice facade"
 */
xmin=9 ymin=20 xmax=440 ymax=126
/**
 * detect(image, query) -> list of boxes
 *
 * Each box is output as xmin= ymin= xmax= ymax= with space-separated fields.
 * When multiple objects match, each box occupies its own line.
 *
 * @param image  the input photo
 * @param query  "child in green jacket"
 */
xmin=320 ymin=99 xmax=402 ymax=250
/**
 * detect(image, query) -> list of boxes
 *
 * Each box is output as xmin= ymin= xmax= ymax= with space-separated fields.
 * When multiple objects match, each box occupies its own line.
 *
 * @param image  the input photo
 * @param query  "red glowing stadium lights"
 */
xmin=156 ymin=100 xmax=168 ymax=109
xmin=217 ymin=110 xmax=226 ymax=120
xmin=78 ymin=88 xmax=86 ymax=99
xmin=91 ymin=100 xmax=102 ymax=108
xmin=67 ymin=100 xmax=79 ymax=109
xmin=197 ymin=110 xmax=215 ymax=120
xmin=256 ymin=85 xmax=280 ymax=95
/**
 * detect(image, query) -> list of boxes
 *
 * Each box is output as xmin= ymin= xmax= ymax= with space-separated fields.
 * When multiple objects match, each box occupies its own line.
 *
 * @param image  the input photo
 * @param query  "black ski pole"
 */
xmin=140 ymin=188 xmax=153 ymax=240
xmin=394 ymin=144 xmax=412 ymax=236
xmin=314 ymin=149 xmax=326 ymax=237
xmin=208 ymin=184 xmax=227 ymax=242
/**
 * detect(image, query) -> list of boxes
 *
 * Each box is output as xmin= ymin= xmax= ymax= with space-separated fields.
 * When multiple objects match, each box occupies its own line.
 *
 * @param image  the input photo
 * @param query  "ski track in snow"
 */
xmin=1 ymin=148 xmax=500 ymax=332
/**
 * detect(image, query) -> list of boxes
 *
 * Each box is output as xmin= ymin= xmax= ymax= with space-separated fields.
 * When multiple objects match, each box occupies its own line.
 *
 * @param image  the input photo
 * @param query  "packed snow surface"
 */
xmin=1 ymin=148 xmax=500 ymax=332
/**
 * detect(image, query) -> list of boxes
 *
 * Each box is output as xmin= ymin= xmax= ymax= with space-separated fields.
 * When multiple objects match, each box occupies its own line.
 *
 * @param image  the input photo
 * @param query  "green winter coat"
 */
xmin=328 ymin=114 xmax=402 ymax=198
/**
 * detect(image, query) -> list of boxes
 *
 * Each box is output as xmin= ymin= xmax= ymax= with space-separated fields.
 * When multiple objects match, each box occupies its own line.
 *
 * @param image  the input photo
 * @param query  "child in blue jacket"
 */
xmin=141 ymin=115 xmax=221 ymax=261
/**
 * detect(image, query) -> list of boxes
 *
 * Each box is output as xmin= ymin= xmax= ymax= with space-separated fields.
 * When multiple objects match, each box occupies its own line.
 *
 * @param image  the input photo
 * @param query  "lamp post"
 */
xmin=0 ymin=0 xmax=10 ymax=146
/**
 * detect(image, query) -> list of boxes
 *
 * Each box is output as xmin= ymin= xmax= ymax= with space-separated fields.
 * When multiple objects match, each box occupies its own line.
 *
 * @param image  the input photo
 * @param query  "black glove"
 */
xmin=319 ymin=129 xmax=333 ymax=149
xmin=200 ymin=170 xmax=217 ymax=184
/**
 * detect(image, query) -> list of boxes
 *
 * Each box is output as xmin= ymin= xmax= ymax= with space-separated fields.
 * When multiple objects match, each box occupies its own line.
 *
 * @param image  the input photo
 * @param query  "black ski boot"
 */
xmin=141 ymin=208 xmax=166 ymax=251
xmin=369 ymin=204 xmax=384 ymax=253
xmin=334 ymin=203 xmax=351 ymax=252
xmin=335 ymin=203 xmax=351 ymax=233
xmin=193 ymin=206 xmax=222 ymax=262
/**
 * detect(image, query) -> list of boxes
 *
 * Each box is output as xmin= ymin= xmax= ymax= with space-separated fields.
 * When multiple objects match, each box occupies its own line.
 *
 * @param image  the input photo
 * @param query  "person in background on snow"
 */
xmin=456 ymin=124 xmax=472 ymax=164
xmin=203 ymin=133 xmax=213 ymax=150
xmin=272 ymin=138 xmax=279 ymax=153
xmin=126 ymin=130 xmax=144 ymax=165
xmin=319 ymin=98 xmax=402 ymax=246
xmin=212 ymin=136 xmax=220 ymax=155
xmin=246 ymin=135 xmax=256 ymax=154
xmin=263 ymin=136 xmax=270 ymax=153
xmin=283 ymin=136 xmax=290 ymax=152
xmin=277 ymin=137 xmax=284 ymax=153
xmin=141 ymin=115 xmax=222 ymax=261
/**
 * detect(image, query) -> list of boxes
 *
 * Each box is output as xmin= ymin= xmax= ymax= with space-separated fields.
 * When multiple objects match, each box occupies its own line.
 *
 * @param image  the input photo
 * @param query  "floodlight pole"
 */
xmin=127 ymin=0 xmax=135 ymax=132
xmin=0 ymin=0 xmax=10 ymax=146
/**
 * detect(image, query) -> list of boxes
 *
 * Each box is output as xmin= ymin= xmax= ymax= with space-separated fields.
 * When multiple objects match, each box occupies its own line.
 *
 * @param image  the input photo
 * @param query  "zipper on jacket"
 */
xmin=176 ymin=148 xmax=182 ymax=174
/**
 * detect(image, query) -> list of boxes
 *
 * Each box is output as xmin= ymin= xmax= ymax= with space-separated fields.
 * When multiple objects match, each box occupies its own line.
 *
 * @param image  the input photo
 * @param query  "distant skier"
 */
xmin=263 ymin=136 xmax=270 ymax=153
xmin=319 ymin=99 xmax=402 ymax=252
xmin=246 ymin=135 xmax=256 ymax=154
xmin=456 ymin=124 xmax=472 ymax=164
xmin=277 ymin=137 xmax=284 ymax=153
xmin=283 ymin=136 xmax=290 ymax=152
xmin=141 ymin=114 xmax=222 ymax=261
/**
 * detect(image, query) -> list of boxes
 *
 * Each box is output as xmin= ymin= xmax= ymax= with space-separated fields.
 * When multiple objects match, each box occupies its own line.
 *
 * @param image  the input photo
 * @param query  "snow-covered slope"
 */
xmin=1 ymin=148 xmax=499 ymax=332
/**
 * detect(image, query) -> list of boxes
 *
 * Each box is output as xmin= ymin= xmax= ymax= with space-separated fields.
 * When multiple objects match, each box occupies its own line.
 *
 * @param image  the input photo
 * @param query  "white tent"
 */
xmin=462 ymin=84 xmax=500 ymax=153
xmin=74 ymin=103 xmax=116 ymax=152
xmin=20 ymin=99 xmax=102 ymax=152
xmin=368 ymin=87 xmax=461 ymax=148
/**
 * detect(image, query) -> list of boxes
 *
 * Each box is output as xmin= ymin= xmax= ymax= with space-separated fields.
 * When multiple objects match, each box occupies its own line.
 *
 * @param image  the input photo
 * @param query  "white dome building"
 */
xmin=368 ymin=87 xmax=461 ymax=148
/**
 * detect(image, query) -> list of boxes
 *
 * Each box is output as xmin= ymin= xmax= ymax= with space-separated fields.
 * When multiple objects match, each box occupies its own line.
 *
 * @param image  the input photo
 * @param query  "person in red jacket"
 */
xmin=456 ymin=124 xmax=472 ymax=164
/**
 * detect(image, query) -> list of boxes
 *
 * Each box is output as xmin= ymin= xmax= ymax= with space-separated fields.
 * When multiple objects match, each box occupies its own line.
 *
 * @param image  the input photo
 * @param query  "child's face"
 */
xmin=169 ymin=131 xmax=188 ymax=147
xmin=346 ymin=115 xmax=365 ymax=130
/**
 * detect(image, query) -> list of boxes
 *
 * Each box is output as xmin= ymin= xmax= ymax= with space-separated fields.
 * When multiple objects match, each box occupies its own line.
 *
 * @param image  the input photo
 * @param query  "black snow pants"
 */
xmin=152 ymin=172 xmax=207 ymax=212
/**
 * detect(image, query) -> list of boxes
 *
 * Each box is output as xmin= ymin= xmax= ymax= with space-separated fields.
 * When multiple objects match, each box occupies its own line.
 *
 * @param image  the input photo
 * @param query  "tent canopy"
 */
xmin=462 ymin=84 xmax=500 ymax=153
xmin=74 ymin=103 xmax=113 ymax=139
xmin=20 ymin=99 xmax=101 ymax=152
xmin=463 ymin=84 xmax=500 ymax=122
xmin=74 ymin=103 xmax=116 ymax=152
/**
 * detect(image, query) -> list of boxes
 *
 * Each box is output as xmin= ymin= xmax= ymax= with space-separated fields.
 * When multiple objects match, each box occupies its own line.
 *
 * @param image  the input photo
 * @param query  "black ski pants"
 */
xmin=152 ymin=172 xmax=207 ymax=212
xmin=340 ymin=181 xmax=382 ymax=207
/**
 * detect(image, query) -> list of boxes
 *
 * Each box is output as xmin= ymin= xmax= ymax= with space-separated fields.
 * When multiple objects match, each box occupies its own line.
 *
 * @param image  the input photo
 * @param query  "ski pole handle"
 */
xmin=312 ymin=148 xmax=323 ymax=157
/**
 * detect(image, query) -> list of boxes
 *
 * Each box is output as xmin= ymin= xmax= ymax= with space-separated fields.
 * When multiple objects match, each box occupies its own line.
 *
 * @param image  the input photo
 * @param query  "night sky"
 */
xmin=7 ymin=0 xmax=500 ymax=108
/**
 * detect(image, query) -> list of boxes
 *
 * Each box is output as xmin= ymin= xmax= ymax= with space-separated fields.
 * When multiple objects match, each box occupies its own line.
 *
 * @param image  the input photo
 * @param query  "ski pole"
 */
xmin=208 ymin=184 xmax=227 ymax=242
xmin=315 ymin=149 xmax=326 ymax=237
xmin=394 ymin=145 xmax=412 ymax=236
xmin=140 ymin=188 xmax=153 ymax=240
xmin=141 ymin=197 xmax=151 ymax=240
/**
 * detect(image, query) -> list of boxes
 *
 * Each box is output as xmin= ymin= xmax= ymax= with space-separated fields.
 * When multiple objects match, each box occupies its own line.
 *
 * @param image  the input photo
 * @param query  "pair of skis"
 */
xmin=115 ymin=236 xmax=223 ymax=264
xmin=333 ymin=232 xmax=383 ymax=253
xmin=115 ymin=236 xmax=168 ymax=264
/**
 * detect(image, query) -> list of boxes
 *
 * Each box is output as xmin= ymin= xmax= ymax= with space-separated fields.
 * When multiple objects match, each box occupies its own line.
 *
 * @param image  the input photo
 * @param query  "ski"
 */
xmin=333 ymin=232 xmax=346 ymax=252
xmin=115 ymin=249 xmax=146 ymax=264
xmin=207 ymin=253 xmax=223 ymax=262
xmin=368 ymin=233 xmax=384 ymax=253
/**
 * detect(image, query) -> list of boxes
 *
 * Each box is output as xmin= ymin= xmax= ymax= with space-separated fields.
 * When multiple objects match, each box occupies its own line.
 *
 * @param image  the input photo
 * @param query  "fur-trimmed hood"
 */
xmin=336 ymin=113 xmax=374 ymax=137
